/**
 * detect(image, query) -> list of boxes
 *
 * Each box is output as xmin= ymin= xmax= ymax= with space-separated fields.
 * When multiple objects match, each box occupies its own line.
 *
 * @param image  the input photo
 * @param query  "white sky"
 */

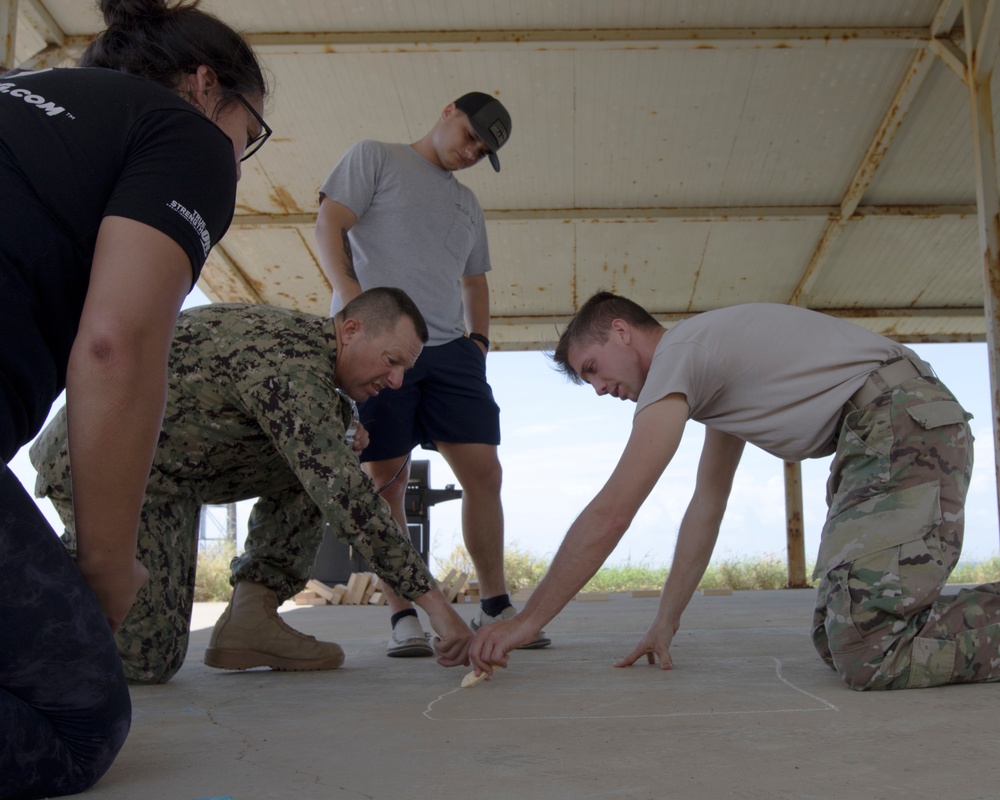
xmin=7 ymin=288 xmax=999 ymax=573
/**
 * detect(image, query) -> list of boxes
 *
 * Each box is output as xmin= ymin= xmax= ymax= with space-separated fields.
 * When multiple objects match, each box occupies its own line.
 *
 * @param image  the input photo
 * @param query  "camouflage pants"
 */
xmin=32 ymin=424 xmax=324 ymax=685
xmin=811 ymin=368 xmax=1000 ymax=690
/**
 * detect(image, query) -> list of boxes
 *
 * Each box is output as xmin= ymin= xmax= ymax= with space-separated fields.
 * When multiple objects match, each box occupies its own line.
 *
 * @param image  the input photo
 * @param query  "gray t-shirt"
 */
xmin=319 ymin=140 xmax=491 ymax=345
xmin=634 ymin=303 xmax=915 ymax=460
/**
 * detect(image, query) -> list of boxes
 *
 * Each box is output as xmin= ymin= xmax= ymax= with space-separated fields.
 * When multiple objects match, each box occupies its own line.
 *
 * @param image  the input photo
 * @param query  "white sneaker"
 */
xmin=471 ymin=605 xmax=552 ymax=649
xmin=386 ymin=614 xmax=433 ymax=658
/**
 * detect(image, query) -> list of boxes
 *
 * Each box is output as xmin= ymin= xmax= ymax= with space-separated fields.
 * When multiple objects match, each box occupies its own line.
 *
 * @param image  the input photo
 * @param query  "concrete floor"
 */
xmin=83 ymin=589 xmax=999 ymax=800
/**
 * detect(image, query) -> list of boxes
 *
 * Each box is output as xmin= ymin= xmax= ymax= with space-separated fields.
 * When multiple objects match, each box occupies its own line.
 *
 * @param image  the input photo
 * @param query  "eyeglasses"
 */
xmin=235 ymin=93 xmax=272 ymax=162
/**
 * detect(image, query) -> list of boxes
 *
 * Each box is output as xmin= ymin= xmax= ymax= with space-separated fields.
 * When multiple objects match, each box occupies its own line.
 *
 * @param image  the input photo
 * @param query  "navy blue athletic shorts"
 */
xmin=358 ymin=336 xmax=500 ymax=462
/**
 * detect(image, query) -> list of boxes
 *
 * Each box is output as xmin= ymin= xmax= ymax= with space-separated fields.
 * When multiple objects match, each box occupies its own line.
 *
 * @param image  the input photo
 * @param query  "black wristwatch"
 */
xmin=467 ymin=332 xmax=490 ymax=351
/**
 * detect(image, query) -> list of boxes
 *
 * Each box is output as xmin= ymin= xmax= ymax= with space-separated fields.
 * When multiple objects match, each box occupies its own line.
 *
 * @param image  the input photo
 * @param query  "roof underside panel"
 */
xmin=810 ymin=215 xmax=982 ymax=310
xmin=11 ymin=0 xmax=997 ymax=347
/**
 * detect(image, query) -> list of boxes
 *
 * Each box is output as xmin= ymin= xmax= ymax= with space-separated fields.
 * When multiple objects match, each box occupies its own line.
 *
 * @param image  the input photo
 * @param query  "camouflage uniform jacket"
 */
xmin=155 ymin=303 xmax=434 ymax=599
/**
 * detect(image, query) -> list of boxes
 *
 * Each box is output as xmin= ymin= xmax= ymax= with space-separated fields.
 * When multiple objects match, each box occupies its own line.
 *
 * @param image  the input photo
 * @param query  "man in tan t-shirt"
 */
xmin=471 ymin=291 xmax=1000 ymax=692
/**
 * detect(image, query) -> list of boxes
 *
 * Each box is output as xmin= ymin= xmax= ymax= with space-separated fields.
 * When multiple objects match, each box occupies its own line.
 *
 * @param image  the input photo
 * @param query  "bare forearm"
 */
xmin=656 ymin=429 xmax=743 ymax=628
xmin=656 ymin=498 xmax=725 ymax=629
xmin=323 ymin=232 xmax=362 ymax=302
xmin=66 ymin=216 xmax=192 ymax=628
xmin=461 ymin=275 xmax=491 ymax=336
xmin=66 ymin=339 xmax=167 ymax=573
xmin=519 ymin=503 xmax=627 ymax=631
xmin=315 ymin=199 xmax=362 ymax=304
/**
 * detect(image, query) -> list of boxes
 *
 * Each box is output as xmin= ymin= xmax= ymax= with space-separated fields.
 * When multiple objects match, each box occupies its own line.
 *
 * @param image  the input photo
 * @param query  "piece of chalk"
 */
xmin=461 ymin=665 xmax=503 ymax=688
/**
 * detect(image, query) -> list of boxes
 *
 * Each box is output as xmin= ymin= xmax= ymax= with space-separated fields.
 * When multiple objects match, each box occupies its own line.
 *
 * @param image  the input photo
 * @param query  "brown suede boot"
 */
xmin=204 ymin=581 xmax=345 ymax=671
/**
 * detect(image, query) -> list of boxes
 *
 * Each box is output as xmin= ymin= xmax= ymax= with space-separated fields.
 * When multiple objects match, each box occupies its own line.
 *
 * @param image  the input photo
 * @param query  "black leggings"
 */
xmin=0 ymin=465 xmax=131 ymax=799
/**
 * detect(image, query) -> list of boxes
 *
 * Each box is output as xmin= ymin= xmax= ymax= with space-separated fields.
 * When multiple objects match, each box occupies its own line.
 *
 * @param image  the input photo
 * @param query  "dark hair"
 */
xmin=79 ymin=0 xmax=267 ymax=109
xmin=341 ymin=287 xmax=430 ymax=344
xmin=552 ymin=291 xmax=661 ymax=383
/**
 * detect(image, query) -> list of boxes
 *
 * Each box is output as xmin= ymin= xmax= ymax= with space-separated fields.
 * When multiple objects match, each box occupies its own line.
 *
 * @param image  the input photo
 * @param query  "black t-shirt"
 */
xmin=0 ymin=67 xmax=238 ymax=462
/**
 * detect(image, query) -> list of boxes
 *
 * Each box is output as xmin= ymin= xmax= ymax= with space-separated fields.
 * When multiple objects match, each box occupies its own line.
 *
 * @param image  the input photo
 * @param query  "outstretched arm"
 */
xmin=314 ymin=196 xmax=362 ymax=307
xmin=461 ymin=273 xmax=491 ymax=353
xmin=469 ymin=394 xmax=691 ymax=673
xmin=615 ymin=427 xmax=745 ymax=669
xmin=68 ymin=216 xmax=192 ymax=631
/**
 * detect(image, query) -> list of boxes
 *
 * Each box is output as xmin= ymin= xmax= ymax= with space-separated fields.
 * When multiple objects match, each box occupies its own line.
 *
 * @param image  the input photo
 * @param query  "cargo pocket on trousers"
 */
xmin=907 ymin=636 xmax=957 ymax=689
xmin=813 ymin=482 xmax=942 ymax=581
xmin=904 ymin=400 xmax=971 ymax=429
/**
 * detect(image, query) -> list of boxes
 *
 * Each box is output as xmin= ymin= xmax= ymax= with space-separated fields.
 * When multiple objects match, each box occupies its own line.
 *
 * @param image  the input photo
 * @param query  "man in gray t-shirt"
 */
xmin=314 ymin=93 xmax=551 ymax=657
xmin=471 ymin=291 xmax=1000 ymax=692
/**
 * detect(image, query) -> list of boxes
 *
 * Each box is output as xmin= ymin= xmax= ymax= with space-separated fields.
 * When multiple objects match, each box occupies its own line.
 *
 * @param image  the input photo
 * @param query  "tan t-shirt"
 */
xmin=634 ymin=304 xmax=915 ymax=460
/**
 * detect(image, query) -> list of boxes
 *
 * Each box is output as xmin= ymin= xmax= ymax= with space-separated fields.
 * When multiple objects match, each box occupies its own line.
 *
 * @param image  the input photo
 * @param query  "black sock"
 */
xmin=390 ymin=609 xmax=418 ymax=629
xmin=480 ymin=593 xmax=512 ymax=618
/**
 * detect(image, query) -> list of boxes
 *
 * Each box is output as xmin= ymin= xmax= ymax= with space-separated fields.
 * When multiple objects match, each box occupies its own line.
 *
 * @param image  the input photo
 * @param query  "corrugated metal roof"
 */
xmin=8 ymin=0 xmax=996 ymax=347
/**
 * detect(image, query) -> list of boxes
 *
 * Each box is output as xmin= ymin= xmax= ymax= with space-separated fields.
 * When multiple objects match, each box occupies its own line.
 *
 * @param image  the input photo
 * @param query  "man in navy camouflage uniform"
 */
xmin=471 ymin=292 xmax=1000 ymax=691
xmin=31 ymin=288 xmax=472 ymax=684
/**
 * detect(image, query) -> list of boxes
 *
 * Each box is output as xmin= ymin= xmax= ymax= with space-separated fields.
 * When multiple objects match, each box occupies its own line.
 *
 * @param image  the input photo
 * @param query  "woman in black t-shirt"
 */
xmin=0 ymin=2 xmax=270 ymax=797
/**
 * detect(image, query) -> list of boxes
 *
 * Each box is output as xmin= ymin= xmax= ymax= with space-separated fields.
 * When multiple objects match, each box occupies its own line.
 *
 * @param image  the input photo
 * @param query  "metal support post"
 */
xmin=783 ymin=460 xmax=809 ymax=588
xmin=964 ymin=0 xmax=1000 ymax=550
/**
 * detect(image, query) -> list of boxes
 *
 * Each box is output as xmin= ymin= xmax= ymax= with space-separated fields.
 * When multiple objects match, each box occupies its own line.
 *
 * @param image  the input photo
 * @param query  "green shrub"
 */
xmin=194 ymin=540 xmax=236 ymax=602
xmin=582 ymin=560 xmax=667 ymax=592
xmin=704 ymin=554 xmax=792 ymax=590
xmin=434 ymin=547 xmax=1000 ymax=594
xmin=435 ymin=542 xmax=549 ymax=593
xmin=193 ymin=540 xmax=1000 ymax=602
xmin=948 ymin=555 xmax=1000 ymax=585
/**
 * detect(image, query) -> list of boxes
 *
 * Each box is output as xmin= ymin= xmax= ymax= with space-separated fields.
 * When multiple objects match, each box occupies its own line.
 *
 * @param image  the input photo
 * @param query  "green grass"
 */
xmin=192 ymin=541 xmax=1000 ymax=601
xmin=435 ymin=543 xmax=550 ymax=593
xmin=434 ymin=545 xmax=1000 ymax=593
xmin=194 ymin=540 xmax=236 ymax=602
xmin=947 ymin=555 xmax=1000 ymax=585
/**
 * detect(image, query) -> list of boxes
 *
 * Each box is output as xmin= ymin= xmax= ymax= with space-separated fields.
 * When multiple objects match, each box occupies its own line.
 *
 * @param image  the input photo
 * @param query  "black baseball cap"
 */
xmin=453 ymin=92 xmax=512 ymax=172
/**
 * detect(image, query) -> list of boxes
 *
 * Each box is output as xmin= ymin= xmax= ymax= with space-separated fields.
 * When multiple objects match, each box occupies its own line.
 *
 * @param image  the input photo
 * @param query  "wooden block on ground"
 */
xmin=345 ymin=572 xmax=368 ymax=605
xmin=437 ymin=568 xmax=457 ymax=593
xmin=443 ymin=571 xmax=469 ymax=603
xmin=360 ymin=574 xmax=379 ymax=605
xmin=631 ymin=589 xmax=661 ymax=598
xmin=329 ymin=585 xmax=346 ymax=605
xmin=293 ymin=591 xmax=328 ymax=606
xmin=305 ymin=579 xmax=339 ymax=603
xmin=575 ymin=591 xmax=610 ymax=601
xmin=368 ymin=591 xmax=386 ymax=606
xmin=701 ymin=587 xmax=734 ymax=596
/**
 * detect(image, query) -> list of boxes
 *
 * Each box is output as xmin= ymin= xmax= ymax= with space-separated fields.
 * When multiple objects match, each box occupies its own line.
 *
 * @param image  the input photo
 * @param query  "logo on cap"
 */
xmin=489 ymin=120 xmax=508 ymax=147
xmin=453 ymin=91 xmax=512 ymax=172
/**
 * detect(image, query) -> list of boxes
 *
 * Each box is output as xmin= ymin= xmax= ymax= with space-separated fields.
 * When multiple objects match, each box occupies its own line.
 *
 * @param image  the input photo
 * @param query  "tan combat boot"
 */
xmin=204 ymin=581 xmax=345 ymax=671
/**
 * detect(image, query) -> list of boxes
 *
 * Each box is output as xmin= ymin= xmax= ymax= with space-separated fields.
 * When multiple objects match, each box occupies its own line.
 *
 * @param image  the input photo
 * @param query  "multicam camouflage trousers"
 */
xmin=812 ymin=368 xmax=1000 ymax=690
xmin=31 ymin=424 xmax=325 ymax=686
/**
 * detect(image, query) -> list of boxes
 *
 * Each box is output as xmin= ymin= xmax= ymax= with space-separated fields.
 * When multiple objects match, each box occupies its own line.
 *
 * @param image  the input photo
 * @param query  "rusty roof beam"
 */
xmin=789 ymin=45 xmax=939 ymax=306
xmin=244 ymin=27 xmax=934 ymax=55
xmin=228 ymin=204 xmax=977 ymax=228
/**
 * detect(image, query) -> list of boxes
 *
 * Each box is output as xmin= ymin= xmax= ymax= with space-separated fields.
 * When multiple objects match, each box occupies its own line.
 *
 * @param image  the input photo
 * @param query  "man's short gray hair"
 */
xmin=341 ymin=287 xmax=429 ymax=343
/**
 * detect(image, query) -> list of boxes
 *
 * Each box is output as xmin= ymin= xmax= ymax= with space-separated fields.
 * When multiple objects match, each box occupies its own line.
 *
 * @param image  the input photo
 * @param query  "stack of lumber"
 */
xmin=437 ymin=569 xmax=470 ymax=603
xmin=293 ymin=570 xmax=477 ymax=606
xmin=292 ymin=574 xmax=386 ymax=606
